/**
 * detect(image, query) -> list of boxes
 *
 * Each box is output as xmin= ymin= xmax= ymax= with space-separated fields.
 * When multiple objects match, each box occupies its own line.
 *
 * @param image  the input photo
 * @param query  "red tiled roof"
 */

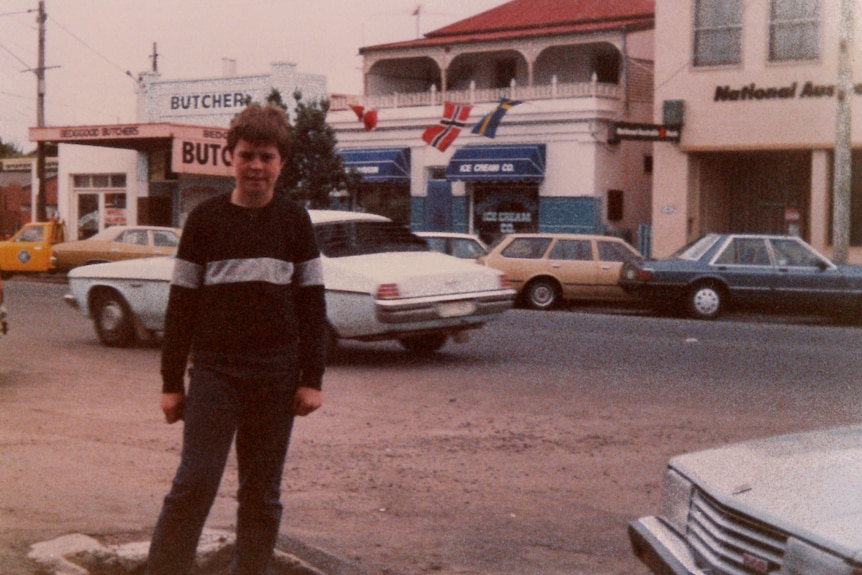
xmin=361 ymin=0 xmax=654 ymax=53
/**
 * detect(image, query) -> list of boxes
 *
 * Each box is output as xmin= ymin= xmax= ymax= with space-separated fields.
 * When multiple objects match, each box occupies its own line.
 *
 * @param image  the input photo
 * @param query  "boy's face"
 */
xmin=231 ymin=139 xmax=285 ymax=198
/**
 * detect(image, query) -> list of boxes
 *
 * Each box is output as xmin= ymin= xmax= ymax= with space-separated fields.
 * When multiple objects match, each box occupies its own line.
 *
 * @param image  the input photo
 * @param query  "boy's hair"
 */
xmin=226 ymin=104 xmax=291 ymax=159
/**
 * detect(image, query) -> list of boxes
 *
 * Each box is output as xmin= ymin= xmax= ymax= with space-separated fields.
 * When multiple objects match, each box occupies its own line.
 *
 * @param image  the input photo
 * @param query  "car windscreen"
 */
xmin=673 ymin=234 xmax=722 ymax=260
xmin=315 ymin=221 xmax=429 ymax=258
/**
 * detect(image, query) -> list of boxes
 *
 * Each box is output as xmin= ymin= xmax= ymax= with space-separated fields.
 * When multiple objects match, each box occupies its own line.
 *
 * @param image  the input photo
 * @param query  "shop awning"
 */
xmin=445 ymin=144 xmax=546 ymax=182
xmin=338 ymin=147 xmax=411 ymax=183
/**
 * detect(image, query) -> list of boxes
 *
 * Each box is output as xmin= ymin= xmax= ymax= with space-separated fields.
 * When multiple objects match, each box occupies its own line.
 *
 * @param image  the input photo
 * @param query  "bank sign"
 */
xmin=608 ymin=122 xmax=681 ymax=144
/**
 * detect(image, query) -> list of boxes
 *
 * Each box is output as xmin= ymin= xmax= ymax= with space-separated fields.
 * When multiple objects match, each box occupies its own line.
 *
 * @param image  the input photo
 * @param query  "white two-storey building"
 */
xmin=329 ymin=0 xmax=656 ymax=250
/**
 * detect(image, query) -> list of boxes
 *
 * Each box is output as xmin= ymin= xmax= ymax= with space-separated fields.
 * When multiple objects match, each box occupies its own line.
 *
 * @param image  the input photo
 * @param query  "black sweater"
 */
xmin=160 ymin=193 xmax=327 ymax=394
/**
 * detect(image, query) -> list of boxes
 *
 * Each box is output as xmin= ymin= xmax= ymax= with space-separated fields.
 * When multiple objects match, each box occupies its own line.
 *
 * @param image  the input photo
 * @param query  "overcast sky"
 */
xmin=0 ymin=0 xmax=507 ymax=151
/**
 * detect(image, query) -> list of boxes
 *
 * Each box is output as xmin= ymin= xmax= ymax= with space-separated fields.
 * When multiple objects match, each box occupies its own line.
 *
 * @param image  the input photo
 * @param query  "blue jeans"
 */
xmin=146 ymin=349 xmax=298 ymax=575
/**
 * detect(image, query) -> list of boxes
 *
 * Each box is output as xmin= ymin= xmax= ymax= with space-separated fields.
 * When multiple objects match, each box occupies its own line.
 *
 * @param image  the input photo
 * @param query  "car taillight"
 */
xmin=499 ymin=275 xmax=512 ymax=289
xmin=624 ymin=267 xmax=654 ymax=281
xmin=376 ymin=283 xmax=400 ymax=299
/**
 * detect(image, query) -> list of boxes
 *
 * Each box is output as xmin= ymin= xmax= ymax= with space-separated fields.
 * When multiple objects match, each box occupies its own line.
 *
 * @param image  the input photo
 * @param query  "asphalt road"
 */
xmin=2 ymin=278 xmax=862 ymax=574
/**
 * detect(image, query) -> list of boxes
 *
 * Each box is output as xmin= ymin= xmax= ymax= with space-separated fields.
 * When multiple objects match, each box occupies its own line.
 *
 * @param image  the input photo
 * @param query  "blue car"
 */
xmin=618 ymin=233 xmax=862 ymax=320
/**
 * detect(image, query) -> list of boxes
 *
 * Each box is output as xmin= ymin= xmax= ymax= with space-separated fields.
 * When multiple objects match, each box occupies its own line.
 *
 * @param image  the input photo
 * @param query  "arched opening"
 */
xmin=535 ymin=42 xmax=621 ymax=84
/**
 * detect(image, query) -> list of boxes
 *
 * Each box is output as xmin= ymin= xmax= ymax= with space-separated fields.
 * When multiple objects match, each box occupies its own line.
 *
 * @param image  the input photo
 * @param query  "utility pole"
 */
xmin=833 ymin=0 xmax=854 ymax=263
xmin=150 ymin=41 xmax=159 ymax=73
xmin=35 ymin=0 xmax=47 ymax=222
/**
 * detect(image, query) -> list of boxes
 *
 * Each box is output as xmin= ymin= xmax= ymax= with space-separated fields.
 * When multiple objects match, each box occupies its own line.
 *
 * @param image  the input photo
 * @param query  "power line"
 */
xmin=0 ymin=39 xmax=30 ymax=69
xmin=49 ymin=14 xmax=136 ymax=81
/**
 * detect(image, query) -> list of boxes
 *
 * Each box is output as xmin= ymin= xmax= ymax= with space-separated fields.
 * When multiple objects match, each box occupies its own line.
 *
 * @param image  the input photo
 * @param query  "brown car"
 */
xmin=481 ymin=233 xmax=642 ymax=310
xmin=52 ymin=225 xmax=181 ymax=272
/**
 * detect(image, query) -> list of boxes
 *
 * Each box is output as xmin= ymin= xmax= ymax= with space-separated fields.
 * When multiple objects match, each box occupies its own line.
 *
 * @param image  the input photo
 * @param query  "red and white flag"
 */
xmin=349 ymin=104 xmax=378 ymax=131
xmin=422 ymin=102 xmax=472 ymax=152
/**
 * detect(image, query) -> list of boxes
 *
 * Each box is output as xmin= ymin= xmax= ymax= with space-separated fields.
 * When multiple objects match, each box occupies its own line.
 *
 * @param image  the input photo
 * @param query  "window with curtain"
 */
xmin=769 ymin=0 xmax=820 ymax=62
xmin=693 ymin=0 xmax=743 ymax=67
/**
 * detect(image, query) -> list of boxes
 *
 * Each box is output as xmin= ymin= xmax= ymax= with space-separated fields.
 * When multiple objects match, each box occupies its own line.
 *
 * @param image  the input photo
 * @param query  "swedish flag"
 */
xmin=472 ymin=98 xmax=522 ymax=138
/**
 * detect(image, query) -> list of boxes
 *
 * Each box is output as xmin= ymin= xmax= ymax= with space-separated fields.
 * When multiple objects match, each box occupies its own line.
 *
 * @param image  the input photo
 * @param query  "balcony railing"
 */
xmin=331 ymin=77 xmax=623 ymax=111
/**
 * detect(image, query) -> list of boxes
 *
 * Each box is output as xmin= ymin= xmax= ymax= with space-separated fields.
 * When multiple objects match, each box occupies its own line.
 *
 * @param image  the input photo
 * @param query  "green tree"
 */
xmin=277 ymin=89 xmax=361 ymax=209
xmin=0 ymin=138 xmax=23 ymax=158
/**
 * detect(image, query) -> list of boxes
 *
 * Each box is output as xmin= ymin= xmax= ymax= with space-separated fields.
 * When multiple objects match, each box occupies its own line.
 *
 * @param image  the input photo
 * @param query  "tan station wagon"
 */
xmin=481 ymin=233 xmax=643 ymax=310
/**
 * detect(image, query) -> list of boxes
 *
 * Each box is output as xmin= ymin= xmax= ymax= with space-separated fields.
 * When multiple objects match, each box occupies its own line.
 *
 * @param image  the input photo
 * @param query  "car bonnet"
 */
xmin=669 ymin=426 xmax=862 ymax=557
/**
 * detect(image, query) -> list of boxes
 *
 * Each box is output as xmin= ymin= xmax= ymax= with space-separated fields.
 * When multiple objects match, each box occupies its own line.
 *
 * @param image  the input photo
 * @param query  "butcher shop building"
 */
xmin=30 ymin=61 xmax=326 ymax=239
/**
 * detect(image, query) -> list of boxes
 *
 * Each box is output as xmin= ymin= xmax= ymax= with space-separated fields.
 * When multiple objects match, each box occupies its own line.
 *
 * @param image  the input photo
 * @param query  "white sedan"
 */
xmin=64 ymin=210 xmax=516 ymax=355
xmin=630 ymin=425 xmax=862 ymax=575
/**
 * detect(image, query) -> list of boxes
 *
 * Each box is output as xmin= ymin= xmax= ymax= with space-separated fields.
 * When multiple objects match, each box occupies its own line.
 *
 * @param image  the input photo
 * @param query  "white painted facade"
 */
xmin=327 ymin=20 xmax=657 ymax=249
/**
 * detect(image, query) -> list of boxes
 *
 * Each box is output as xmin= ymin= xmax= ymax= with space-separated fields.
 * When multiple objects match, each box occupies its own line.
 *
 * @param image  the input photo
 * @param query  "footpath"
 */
xmin=27 ymin=529 xmax=369 ymax=575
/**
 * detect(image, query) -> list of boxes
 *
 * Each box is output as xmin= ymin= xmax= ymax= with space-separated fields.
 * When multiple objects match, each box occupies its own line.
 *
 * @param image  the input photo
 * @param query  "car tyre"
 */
xmin=687 ymin=283 xmax=723 ymax=320
xmin=398 ymin=334 xmax=448 ymax=354
xmin=524 ymin=278 xmax=559 ymax=311
xmin=94 ymin=291 xmax=136 ymax=347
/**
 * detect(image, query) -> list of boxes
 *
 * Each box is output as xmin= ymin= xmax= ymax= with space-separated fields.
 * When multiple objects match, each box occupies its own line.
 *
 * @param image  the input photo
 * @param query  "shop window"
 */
xmin=693 ymin=0 xmax=743 ymax=67
xmin=73 ymin=174 xmax=127 ymax=188
xmin=72 ymin=173 xmax=128 ymax=239
xmin=769 ymin=0 xmax=820 ymax=63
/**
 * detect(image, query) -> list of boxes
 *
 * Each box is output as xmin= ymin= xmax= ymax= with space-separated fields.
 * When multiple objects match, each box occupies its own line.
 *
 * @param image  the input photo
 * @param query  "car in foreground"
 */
xmin=63 ymin=210 xmax=516 ymax=352
xmin=479 ymin=233 xmax=643 ymax=310
xmin=619 ymin=233 xmax=862 ymax=320
xmin=415 ymin=232 xmax=489 ymax=260
xmin=630 ymin=425 xmax=862 ymax=575
xmin=52 ymin=225 xmax=182 ymax=272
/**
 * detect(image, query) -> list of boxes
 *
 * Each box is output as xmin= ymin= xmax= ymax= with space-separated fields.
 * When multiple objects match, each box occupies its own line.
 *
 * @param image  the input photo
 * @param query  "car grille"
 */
xmin=687 ymin=488 xmax=788 ymax=575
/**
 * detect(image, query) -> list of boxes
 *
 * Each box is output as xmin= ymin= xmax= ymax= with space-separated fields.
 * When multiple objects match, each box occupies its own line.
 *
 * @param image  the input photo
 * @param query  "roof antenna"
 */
xmin=413 ymin=4 xmax=421 ymax=38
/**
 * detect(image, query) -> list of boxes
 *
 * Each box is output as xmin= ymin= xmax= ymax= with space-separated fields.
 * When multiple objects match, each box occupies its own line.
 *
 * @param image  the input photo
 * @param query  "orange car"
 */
xmin=52 ymin=226 xmax=181 ymax=272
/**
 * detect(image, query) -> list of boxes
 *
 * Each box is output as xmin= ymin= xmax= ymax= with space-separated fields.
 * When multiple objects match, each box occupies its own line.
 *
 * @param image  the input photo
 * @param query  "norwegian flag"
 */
xmin=349 ymin=104 xmax=378 ymax=131
xmin=422 ymin=102 xmax=472 ymax=152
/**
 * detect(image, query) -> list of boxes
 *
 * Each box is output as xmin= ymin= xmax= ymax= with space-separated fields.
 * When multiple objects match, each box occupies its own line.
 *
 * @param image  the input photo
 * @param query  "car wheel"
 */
xmin=398 ymin=334 xmax=448 ymax=354
xmin=687 ymin=283 xmax=723 ymax=320
xmin=524 ymin=278 xmax=559 ymax=311
xmin=94 ymin=292 xmax=136 ymax=347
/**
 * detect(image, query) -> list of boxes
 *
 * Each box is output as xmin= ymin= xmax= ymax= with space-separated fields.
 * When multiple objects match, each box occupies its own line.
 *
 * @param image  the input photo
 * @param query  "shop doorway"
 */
xmin=74 ymin=192 xmax=127 ymax=240
xmin=472 ymin=183 xmax=539 ymax=245
xmin=424 ymin=180 xmax=453 ymax=231
xmin=704 ymin=151 xmax=810 ymax=238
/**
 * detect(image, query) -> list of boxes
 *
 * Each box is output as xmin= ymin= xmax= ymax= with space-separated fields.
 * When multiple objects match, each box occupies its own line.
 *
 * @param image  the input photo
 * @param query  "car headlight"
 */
xmin=783 ymin=538 xmax=862 ymax=575
xmin=662 ymin=467 xmax=694 ymax=535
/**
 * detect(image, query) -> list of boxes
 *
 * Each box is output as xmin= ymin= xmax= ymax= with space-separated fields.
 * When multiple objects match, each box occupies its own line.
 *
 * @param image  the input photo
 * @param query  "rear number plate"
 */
xmin=438 ymin=301 xmax=476 ymax=317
